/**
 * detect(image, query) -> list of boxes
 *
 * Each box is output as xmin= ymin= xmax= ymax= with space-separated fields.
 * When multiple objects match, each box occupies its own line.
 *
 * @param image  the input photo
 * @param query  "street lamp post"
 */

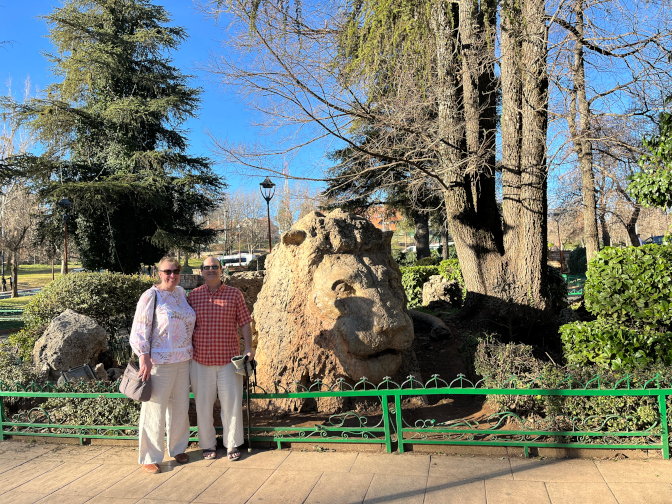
xmin=259 ymin=177 xmax=276 ymax=253
xmin=237 ymin=224 xmax=242 ymax=266
xmin=56 ymin=198 xmax=74 ymax=274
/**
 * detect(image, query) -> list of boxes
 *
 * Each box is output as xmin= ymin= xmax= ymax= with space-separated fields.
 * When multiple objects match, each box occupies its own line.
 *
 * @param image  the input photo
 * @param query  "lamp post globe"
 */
xmin=259 ymin=177 xmax=276 ymax=252
xmin=56 ymin=198 xmax=74 ymax=274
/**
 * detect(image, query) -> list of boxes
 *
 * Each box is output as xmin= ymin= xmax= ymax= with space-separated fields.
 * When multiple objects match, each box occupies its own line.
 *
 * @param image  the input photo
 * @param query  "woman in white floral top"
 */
xmin=130 ymin=256 xmax=196 ymax=474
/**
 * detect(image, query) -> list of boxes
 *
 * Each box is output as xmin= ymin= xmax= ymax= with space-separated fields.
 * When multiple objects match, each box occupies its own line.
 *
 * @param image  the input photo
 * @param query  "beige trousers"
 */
xmin=190 ymin=360 xmax=243 ymax=450
xmin=138 ymin=360 xmax=191 ymax=464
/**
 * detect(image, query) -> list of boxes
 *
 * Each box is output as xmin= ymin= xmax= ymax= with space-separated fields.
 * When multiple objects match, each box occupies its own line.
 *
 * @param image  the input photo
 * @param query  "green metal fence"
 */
xmin=0 ymin=374 xmax=669 ymax=459
xmin=562 ymin=274 xmax=587 ymax=297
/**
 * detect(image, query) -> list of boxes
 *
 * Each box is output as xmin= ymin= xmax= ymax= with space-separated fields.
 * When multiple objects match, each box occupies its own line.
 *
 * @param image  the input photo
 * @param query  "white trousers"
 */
xmin=138 ymin=360 xmax=191 ymax=464
xmin=190 ymin=360 xmax=243 ymax=450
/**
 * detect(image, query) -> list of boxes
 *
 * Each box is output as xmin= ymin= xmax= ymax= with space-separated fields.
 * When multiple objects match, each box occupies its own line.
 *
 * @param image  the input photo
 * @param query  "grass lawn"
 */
xmin=8 ymin=263 xmax=82 ymax=291
xmin=0 ymin=296 xmax=34 ymax=309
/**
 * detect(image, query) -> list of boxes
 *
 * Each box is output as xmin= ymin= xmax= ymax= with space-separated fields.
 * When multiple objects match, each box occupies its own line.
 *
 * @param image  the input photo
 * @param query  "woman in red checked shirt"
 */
xmin=187 ymin=256 xmax=254 ymax=461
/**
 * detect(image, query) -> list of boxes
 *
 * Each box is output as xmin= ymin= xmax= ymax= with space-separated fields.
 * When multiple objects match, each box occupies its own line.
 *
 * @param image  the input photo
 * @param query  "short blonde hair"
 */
xmin=158 ymin=255 xmax=181 ymax=272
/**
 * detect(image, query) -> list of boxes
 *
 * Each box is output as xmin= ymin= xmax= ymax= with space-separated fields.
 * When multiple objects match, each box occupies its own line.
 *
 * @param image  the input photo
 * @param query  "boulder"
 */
xmin=224 ymin=271 xmax=265 ymax=354
xmin=32 ymin=309 xmax=107 ymax=380
xmin=422 ymin=276 xmax=461 ymax=308
xmin=254 ymin=210 xmax=415 ymax=412
xmin=94 ymin=363 xmax=107 ymax=381
xmin=107 ymin=367 xmax=124 ymax=381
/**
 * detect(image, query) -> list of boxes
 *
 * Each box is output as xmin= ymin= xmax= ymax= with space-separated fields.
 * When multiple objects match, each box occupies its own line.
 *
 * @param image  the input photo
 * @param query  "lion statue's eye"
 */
xmin=332 ymin=280 xmax=355 ymax=296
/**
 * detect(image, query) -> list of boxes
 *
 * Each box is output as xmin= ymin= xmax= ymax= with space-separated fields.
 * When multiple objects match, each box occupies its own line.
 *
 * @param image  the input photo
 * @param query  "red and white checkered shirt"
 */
xmin=187 ymin=283 xmax=252 ymax=366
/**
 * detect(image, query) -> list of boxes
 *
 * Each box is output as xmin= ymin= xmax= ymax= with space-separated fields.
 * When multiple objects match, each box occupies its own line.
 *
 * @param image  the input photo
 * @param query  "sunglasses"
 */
xmin=202 ymin=265 xmax=220 ymax=271
xmin=160 ymin=269 xmax=181 ymax=275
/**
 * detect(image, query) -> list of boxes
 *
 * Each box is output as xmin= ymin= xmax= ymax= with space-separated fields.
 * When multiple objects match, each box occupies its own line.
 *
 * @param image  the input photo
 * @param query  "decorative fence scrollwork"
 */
xmin=0 ymin=373 xmax=669 ymax=459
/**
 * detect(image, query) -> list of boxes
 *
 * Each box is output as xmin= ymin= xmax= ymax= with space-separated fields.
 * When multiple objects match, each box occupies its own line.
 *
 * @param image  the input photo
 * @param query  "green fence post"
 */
xmin=0 ymin=397 xmax=4 ymax=442
xmin=395 ymin=394 xmax=404 ymax=454
xmin=658 ymin=393 xmax=669 ymax=460
xmin=382 ymin=394 xmax=392 ymax=453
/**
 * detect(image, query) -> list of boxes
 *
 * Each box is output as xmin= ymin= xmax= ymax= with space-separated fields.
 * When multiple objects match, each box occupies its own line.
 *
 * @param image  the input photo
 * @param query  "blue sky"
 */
xmin=0 ymin=1 xmax=303 ymax=192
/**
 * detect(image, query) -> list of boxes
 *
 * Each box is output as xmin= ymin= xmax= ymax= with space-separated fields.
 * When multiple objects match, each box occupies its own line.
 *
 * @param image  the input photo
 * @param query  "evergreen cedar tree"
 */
xmin=0 ymin=0 xmax=223 ymax=273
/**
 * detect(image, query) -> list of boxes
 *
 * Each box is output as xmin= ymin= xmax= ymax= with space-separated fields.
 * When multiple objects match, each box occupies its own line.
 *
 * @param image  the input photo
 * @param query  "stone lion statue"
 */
xmin=254 ymin=209 xmax=415 ymax=411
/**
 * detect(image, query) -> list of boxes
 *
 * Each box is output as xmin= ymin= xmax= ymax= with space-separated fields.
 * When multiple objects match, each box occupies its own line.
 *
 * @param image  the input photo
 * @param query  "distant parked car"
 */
xmin=643 ymin=235 xmax=665 ymax=245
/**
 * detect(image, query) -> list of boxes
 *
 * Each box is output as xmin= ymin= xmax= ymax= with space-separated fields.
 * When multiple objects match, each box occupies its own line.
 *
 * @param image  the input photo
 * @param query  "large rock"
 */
xmin=254 ymin=210 xmax=415 ymax=411
xmin=422 ymin=275 xmax=462 ymax=308
xmin=224 ymin=270 xmax=265 ymax=353
xmin=32 ymin=309 xmax=108 ymax=380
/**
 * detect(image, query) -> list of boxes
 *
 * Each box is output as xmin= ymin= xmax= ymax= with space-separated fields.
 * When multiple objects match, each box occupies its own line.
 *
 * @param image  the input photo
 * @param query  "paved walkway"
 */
xmin=0 ymin=441 xmax=671 ymax=503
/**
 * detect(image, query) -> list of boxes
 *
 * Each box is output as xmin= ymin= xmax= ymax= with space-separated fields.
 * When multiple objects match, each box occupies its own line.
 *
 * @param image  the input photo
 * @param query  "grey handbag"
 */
xmin=119 ymin=290 xmax=157 ymax=401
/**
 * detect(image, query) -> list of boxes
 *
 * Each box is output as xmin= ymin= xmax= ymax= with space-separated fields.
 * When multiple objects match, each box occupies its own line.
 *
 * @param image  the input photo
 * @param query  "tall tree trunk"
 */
xmin=413 ymin=212 xmax=431 ymax=259
xmin=572 ymin=0 xmax=600 ymax=261
xmin=11 ymin=251 xmax=18 ymax=298
xmin=501 ymin=0 xmax=523 ymax=263
xmin=626 ymin=205 xmax=641 ymax=246
xmin=599 ymin=213 xmax=611 ymax=247
xmin=517 ymin=0 xmax=549 ymax=310
xmin=441 ymin=226 xmax=451 ymax=260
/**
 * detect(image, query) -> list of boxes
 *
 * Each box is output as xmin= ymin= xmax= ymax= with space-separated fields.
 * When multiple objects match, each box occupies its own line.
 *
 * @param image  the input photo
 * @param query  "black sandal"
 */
xmin=227 ymin=448 xmax=241 ymax=461
xmin=202 ymin=449 xmax=217 ymax=460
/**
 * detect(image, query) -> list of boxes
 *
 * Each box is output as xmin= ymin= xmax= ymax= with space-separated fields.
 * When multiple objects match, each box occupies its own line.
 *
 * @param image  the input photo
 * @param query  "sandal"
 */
xmin=227 ymin=448 xmax=241 ymax=461
xmin=202 ymin=449 xmax=217 ymax=460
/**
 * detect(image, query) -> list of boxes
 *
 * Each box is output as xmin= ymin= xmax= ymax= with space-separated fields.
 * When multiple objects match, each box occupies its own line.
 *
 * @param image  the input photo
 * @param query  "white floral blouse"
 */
xmin=130 ymin=286 xmax=196 ymax=365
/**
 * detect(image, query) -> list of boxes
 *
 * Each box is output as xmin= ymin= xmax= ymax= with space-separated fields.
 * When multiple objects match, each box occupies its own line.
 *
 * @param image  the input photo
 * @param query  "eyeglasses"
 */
xmin=202 ymin=265 xmax=220 ymax=271
xmin=160 ymin=269 xmax=181 ymax=275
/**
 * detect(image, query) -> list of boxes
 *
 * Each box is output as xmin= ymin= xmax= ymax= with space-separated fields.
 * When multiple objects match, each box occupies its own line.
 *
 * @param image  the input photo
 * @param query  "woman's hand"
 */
xmin=138 ymin=353 xmax=153 ymax=381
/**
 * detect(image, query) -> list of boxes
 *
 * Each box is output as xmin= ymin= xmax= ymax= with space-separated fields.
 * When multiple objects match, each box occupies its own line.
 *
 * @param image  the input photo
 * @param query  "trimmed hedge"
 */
xmin=560 ymin=244 xmax=672 ymax=370
xmin=9 ymin=272 xmax=155 ymax=360
xmin=568 ymin=246 xmax=587 ymax=275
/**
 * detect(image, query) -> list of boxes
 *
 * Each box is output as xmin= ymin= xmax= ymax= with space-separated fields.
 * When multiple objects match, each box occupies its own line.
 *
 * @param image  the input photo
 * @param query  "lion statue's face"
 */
xmin=310 ymin=254 xmax=413 ymax=382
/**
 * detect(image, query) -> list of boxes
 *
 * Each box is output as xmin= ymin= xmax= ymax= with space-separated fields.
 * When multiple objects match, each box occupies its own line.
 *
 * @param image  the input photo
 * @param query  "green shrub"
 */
xmin=567 ymin=246 xmax=587 ymax=275
xmin=415 ymin=256 xmax=440 ymax=266
xmin=584 ymin=245 xmax=672 ymax=330
xmin=560 ymin=320 xmax=672 ymax=370
xmin=247 ymin=254 xmax=267 ymax=271
xmin=10 ymin=272 xmax=155 ymax=360
xmin=8 ymin=325 xmax=48 ymax=361
xmin=41 ymin=393 xmax=140 ymax=426
xmin=474 ymin=338 xmax=672 ymax=436
xmin=400 ymin=265 xmax=440 ymax=308
xmin=393 ymin=250 xmax=417 ymax=267
xmin=560 ymin=244 xmax=672 ymax=370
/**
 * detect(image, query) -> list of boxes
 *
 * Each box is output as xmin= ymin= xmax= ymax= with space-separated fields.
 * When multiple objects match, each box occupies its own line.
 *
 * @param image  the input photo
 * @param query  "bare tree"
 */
xmin=200 ymin=0 xmax=554 ymax=331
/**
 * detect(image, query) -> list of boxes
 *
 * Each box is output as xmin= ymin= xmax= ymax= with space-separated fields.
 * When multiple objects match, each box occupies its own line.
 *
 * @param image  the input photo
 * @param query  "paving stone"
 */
xmin=50 ymin=464 xmax=140 ymax=497
xmin=35 ymin=494 xmax=91 ymax=504
xmin=351 ymin=453 xmax=430 ymax=477
xmin=278 ymin=451 xmax=358 ymax=473
xmin=595 ymin=459 xmax=672 ymax=483
xmin=510 ymin=458 xmax=603 ymax=482
xmin=88 ymin=446 xmax=140 ymax=465
xmin=607 ymin=482 xmax=672 ymax=504
xmin=305 ymin=471 xmax=374 ymax=504
xmin=195 ymin=467 xmax=273 ymax=504
xmin=484 ymin=480 xmax=551 ymax=504
xmin=0 ymin=491 xmax=48 ymax=504
xmin=424 ymin=478 xmax=486 ymax=504
xmin=97 ymin=465 xmax=183 ymax=499
xmin=363 ymin=473 xmax=427 ymax=504
xmin=429 ymin=455 xmax=512 ymax=481
xmin=211 ymin=448 xmax=289 ymax=470
xmin=36 ymin=445 xmax=111 ymax=463
xmin=143 ymin=466 xmax=225 ymax=501
xmin=0 ymin=442 xmax=54 ymax=461
xmin=136 ymin=500 xmax=192 ymax=504
xmin=85 ymin=497 xmax=139 ymax=504
xmin=247 ymin=469 xmax=322 ymax=504
xmin=545 ymin=482 xmax=617 ymax=504
xmin=0 ymin=459 xmax=29 ymax=475
xmin=0 ymin=461 xmax=62 ymax=494
xmin=14 ymin=462 xmax=101 ymax=494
